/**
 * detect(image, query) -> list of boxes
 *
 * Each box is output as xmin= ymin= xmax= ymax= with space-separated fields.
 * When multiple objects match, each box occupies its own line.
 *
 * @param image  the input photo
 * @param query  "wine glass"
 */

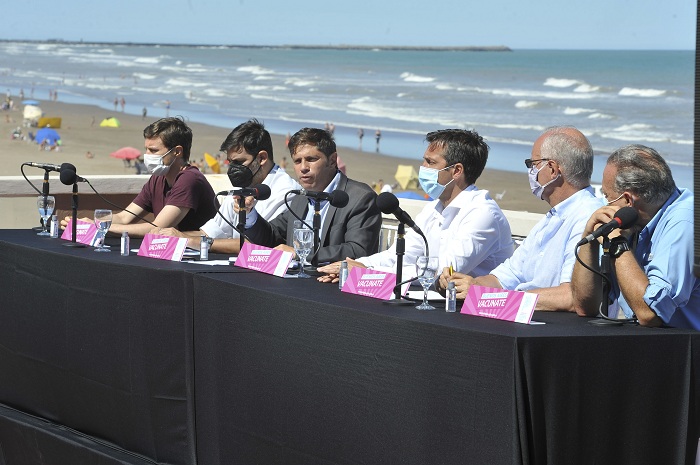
xmin=36 ymin=195 xmax=55 ymax=236
xmin=415 ymin=256 xmax=439 ymax=310
xmin=293 ymin=228 xmax=314 ymax=278
xmin=93 ymin=209 xmax=113 ymax=252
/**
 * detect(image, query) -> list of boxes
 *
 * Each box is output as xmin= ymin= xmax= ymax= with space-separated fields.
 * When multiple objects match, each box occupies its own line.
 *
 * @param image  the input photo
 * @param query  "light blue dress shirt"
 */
xmin=614 ymin=188 xmax=700 ymax=329
xmin=491 ymin=187 xmax=602 ymax=291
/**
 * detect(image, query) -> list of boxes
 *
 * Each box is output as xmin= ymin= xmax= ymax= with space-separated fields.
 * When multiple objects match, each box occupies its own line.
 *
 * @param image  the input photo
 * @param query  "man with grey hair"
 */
xmin=438 ymin=126 xmax=602 ymax=311
xmin=572 ymin=144 xmax=698 ymax=329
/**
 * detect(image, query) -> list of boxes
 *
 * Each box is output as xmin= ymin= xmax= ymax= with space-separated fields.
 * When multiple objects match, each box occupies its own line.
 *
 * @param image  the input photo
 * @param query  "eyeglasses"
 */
xmin=524 ymin=158 xmax=551 ymax=169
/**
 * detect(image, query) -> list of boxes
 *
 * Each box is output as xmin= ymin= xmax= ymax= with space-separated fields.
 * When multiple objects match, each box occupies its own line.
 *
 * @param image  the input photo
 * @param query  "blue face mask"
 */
xmin=418 ymin=165 xmax=454 ymax=199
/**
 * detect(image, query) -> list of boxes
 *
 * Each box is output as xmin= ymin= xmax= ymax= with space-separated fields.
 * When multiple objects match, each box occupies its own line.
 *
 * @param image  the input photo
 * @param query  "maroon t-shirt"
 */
xmin=132 ymin=165 xmax=217 ymax=231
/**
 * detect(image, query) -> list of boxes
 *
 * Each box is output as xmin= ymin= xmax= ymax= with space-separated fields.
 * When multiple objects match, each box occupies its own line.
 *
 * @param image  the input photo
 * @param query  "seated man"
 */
xmin=437 ymin=126 xmax=602 ymax=311
xmin=318 ymin=128 xmax=514 ymax=281
xmin=63 ymin=117 xmax=217 ymax=237
xmin=571 ymin=144 xmax=699 ymax=328
xmin=243 ymin=127 xmax=382 ymax=264
xmin=153 ymin=119 xmax=300 ymax=254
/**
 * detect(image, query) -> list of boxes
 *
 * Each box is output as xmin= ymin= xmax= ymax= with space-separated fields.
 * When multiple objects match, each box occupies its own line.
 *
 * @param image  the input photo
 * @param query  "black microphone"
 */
xmin=217 ymin=184 xmax=272 ymax=200
xmin=290 ymin=189 xmax=349 ymax=208
xmin=576 ymin=206 xmax=638 ymax=247
xmin=24 ymin=162 xmax=64 ymax=172
xmin=376 ymin=192 xmax=424 ymax=236
xmin=59 ymin=167 xmax=87 ymax=185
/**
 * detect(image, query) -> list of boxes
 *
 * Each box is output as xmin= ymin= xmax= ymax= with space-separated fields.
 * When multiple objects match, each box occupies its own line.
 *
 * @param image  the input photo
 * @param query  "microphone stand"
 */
xmin=589 ymin=235 xmax=620 ymax=326
xmin=237 ymin=195 xmax=246 ymax=252
xmin=34 ymin=170 xmax=51 ymax=231
xmin=63 ymin=182 xmax=86 ymax=248
xmin=384 ymin=222 xmax=414 ymax=306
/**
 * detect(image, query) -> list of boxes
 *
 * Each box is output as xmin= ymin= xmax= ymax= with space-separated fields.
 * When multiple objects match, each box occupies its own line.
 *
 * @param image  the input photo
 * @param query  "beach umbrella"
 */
xmin=22 ymin=99 xmax=40 ymax=106
xmin=100 ymin=117 xmax=120 ymax=128
xmin=395 ymin=191 xmax=431 ymax=201
xmin=110 ymin=146 xmax=141 ymax=160
xmin=35 ymin=127 xmax=60 ymax=145
xmin=204 ymin=152 xmax=221 ymax=174
xmin=394 ymin=164 xmax=419 ymax=190
xmin=23 ymin=105 xmax=42 ymax=121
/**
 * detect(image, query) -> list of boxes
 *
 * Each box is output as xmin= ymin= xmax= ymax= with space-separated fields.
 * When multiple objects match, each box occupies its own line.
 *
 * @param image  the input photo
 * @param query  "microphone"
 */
xmin=24 ymin=162 xmax=64 ymax=172
xmin=59 ymin=166 xmax=87 ymax=185
xmin=376 ymin=192 xmax=424 ymax=236
xmin=290 ymin=189 xmax=349 ymax=208
xmin=576 ymin=206 xmax=638 ymax=247
xmin=217 ymin=184 xmax=272 ymax=200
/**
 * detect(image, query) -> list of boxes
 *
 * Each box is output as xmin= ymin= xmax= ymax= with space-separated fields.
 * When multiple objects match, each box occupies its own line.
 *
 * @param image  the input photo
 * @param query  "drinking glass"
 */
xmin=93 ymin=209 xmax=113 ymax=252
xmin=293 ymin=228 xmax=314 ymax=278
xmin=36 ymin=195 xmax=55 ymax=236
xmin=415 ymin=256 xmax=439 ymax=310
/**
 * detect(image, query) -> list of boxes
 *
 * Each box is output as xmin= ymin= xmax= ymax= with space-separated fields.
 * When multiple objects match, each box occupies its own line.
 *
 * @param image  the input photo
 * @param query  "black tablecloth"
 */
xmin=1 ymin=229 xmax=699 ymax=465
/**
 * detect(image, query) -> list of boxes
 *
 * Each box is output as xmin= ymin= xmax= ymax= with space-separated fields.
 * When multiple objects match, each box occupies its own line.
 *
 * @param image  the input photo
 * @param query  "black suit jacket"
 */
xmin=245 ymin=173 xmax=381 ymax=263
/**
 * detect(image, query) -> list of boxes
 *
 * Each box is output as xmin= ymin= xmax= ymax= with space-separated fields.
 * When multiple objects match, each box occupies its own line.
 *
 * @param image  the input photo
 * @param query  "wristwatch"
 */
xmin=609 ymin=237 xmax=631 ymax=258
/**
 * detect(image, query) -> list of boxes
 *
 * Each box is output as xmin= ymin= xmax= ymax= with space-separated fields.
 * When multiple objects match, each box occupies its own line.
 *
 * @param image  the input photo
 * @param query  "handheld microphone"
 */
xmin=576 ymin=206 xmax=638 ymax=247
xmin=376 ymin=192 xmax=424 ymax=236
xmin=24 ymin=162 xmax=65 ymax=172
xmin=290 ymin=189 xmax=349 ymax=208
xmin=217 ymin=184 xmax=272 ymax=201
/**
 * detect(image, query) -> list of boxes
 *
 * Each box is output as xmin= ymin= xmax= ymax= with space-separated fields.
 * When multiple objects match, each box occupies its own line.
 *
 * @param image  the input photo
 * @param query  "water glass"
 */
xmin=94 ymin=209 xmax=113 ymax=252
xmin=415 ymin=256 xmax=439 ymax=310
xmin=293 ymin=228 xmax=314 ymax=278
xmin=36 ymin=195 xmax=55 ymax=236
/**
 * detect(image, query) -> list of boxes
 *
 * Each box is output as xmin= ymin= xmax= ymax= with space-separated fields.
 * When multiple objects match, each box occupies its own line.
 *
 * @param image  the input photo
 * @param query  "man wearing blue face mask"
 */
xmin=438 ymin=126 xmax=603 ymax=311
xmin=318 ymin=128 xmax=514 ymax=281
xmin=153 ymin=119 xmax=300 ymax=254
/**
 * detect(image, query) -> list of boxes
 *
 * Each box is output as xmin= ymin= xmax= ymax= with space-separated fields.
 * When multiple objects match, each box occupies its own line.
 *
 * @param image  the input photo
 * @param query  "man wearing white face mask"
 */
xmin=100 ymin=117 xmax=217 ymax=237
xmin=318 ymin=128 xmax=513 ymax=282
xmin=438 ymin=126 xmax=603 ymax=311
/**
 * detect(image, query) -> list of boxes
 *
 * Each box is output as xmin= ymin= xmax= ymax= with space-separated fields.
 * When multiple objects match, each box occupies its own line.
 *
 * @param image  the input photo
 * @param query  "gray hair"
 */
xmin=539 ymin=126 xmax=593 ymax=189
xmin=607 ymin=144 xmax=676 ymax=208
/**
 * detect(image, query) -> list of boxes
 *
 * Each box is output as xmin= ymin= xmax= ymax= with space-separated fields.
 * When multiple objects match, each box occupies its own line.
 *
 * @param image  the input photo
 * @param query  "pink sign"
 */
xmin=234 ymin=242 xmax=293 ymax=277
xmin=341 ymin=267 xmax=397 ymax=300
xmin=461 ymin=285 xmax=538 ymax=324
xmin=137 ymin=233 xmax=188 ymax=261
xmin=61 ymin=219 xmax=99 ymax=246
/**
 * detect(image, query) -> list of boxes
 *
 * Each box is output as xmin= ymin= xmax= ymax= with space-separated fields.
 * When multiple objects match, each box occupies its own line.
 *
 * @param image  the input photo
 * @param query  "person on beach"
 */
xmin=317 ymin=128 xmax=513 ymax=282
xmin=61 ymin=117 xmax=217 ymax=237
xmin=113 ymin=97 xmax=118 ymax=111
xmin=153 ymin=120 xmax=300 ymax=254
xmin=437 ymin=126 xmax=602 ymax=311
xmin=358 ymin=128 xmax=364 ymax=151
xmin=375 ymin=129 xmax=381 ymax=152
xmin=242 ymin=127 xmax=382 ymax=264
xmin=571 ymin=144 xmax=698 ymax=328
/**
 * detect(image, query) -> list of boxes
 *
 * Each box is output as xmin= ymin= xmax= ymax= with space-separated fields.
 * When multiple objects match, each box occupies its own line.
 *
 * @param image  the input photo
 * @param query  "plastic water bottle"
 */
xmin=338 ymin=260 xmax=349 ymax=289
xmin=200 ymin=235 xmax=210 ymax=261
xmin=446 ymin=281 xmax=457 ymax=312
xmin=49 ymin=214 xmax=58 ymax=238
xmin=120 ymin=231 xmax=130 ymax=256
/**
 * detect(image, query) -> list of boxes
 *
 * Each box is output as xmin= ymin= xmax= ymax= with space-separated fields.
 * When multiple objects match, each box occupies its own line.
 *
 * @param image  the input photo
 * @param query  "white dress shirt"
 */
xmin=491 ymin=186 xmax=602 ymax=290
xmin=200 ymin=165 xmax=300 ymax=239
xmin=358 ymin=185 xmax=514 ymax=277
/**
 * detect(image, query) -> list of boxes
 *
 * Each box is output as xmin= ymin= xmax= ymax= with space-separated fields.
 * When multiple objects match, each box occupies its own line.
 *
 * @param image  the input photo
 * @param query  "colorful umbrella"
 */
xmin=100 ymin=117 xmax=121 ymax=128
xmin=35 ymin=127 xmax=61 ymax=145
xmin=110 ymin=147 xmax=141 ymax=160
xmin=204 ymin=152 xmax=221 ymax=174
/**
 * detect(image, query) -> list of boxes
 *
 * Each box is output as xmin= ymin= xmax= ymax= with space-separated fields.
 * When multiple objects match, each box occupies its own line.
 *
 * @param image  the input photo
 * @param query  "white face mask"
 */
xmin=143 ymin=147 xmax=174 ymax=176
xmin=528 ymin=163 xmax=559 ymax=200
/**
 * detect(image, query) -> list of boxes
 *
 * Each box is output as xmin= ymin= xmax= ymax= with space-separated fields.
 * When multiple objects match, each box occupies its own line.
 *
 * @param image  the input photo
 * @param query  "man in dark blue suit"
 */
xmin=243 ymin=127 xmax=381 ymax=264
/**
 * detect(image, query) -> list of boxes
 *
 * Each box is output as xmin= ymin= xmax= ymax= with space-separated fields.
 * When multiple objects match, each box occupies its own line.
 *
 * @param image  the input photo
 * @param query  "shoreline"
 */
xmin=1 ymin=99 xmax=550 ymax=214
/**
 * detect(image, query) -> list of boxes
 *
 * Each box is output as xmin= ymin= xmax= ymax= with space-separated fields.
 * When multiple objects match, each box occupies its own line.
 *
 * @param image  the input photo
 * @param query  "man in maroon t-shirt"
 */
xmin=63 ymin=117 xmax=217 ymax=237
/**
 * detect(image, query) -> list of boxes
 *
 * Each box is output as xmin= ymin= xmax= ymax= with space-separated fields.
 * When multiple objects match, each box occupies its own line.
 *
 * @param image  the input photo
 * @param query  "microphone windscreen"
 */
xmin=614 ymin=206 xmax=638 ymax=229
xmin=61 ymin=162 xmax=77 ymax=172
xmin=254 ymin=184 xmax=271 ymax=201
xmin=329 ymin=190 xmax=349 ymax=208
xmin=59 ymin=168 xmax=77 ymax=185
xmin=376 ymin=192 xmax=399 ymax=214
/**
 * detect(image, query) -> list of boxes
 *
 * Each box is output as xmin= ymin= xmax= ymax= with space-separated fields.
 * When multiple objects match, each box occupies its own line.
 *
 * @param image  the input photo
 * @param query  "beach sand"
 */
xmin=1 ymin=100 xmax=549 ymax=214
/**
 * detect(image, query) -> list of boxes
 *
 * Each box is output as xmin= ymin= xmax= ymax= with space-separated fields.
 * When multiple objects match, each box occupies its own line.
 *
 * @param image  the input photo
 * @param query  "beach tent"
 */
xmin=110 ymin=146 xmax=141 ymax=160
xmin=394 ymin=165 xmax=419 ymax=190
xmin=23 ymin=105 xmax=42 ymax=123
xmin=100 ymin=117 xmax=120 ymax=128
xmin=35 ymin=127 xmax=61 ymax=145
xmin=38 ymin=117 xmax=61 ymax=128
xmin=204 ymin=152 xmax=221 ymax=174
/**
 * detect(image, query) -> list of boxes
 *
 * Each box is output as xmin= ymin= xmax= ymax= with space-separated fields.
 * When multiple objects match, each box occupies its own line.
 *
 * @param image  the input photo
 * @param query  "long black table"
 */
xmin=1 ymin=229 xmax=699 ymax=465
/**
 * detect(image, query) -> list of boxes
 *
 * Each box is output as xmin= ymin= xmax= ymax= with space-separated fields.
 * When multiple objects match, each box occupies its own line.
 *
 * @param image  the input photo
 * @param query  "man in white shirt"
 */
xmin=317 ymin=128 xmax=514 ymax=280
xmin=437 ymin=126 xmax=602 ymax=311
xmin=153 ymin=119 xmax=299 ymax=254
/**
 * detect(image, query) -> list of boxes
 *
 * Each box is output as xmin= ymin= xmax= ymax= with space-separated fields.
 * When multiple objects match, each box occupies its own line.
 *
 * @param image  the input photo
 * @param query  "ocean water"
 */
xmin=0 ymin=42 xmax=694 ymax=188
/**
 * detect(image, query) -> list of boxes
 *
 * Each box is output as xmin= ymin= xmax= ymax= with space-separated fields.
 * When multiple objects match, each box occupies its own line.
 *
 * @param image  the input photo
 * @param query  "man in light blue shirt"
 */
xmin=572 ymin=145 xmax=699 ymax=329
xmin=438 ymin=126 xmax=602 ymax=311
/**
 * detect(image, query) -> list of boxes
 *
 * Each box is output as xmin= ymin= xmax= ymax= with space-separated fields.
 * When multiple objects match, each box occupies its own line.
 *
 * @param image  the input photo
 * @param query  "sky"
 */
xmin=4 ymin=0 xmax=696 ymax=50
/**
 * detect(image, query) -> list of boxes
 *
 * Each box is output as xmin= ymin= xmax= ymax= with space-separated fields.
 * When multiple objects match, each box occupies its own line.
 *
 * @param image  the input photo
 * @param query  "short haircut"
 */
xmin=539 ymin=126 xmax=593 ymax=189
xmin=143 ymin=117 xmax=193 ymax=162
xmin=425 ymin=129 xmax=489 ymax=186
xmin=607 ymin=144 xmax=676 ymax=208
xmin=288 ymin=127 xmax=336 ymax=157
xmin=219 ymin=119 xmax=274 ymax=162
